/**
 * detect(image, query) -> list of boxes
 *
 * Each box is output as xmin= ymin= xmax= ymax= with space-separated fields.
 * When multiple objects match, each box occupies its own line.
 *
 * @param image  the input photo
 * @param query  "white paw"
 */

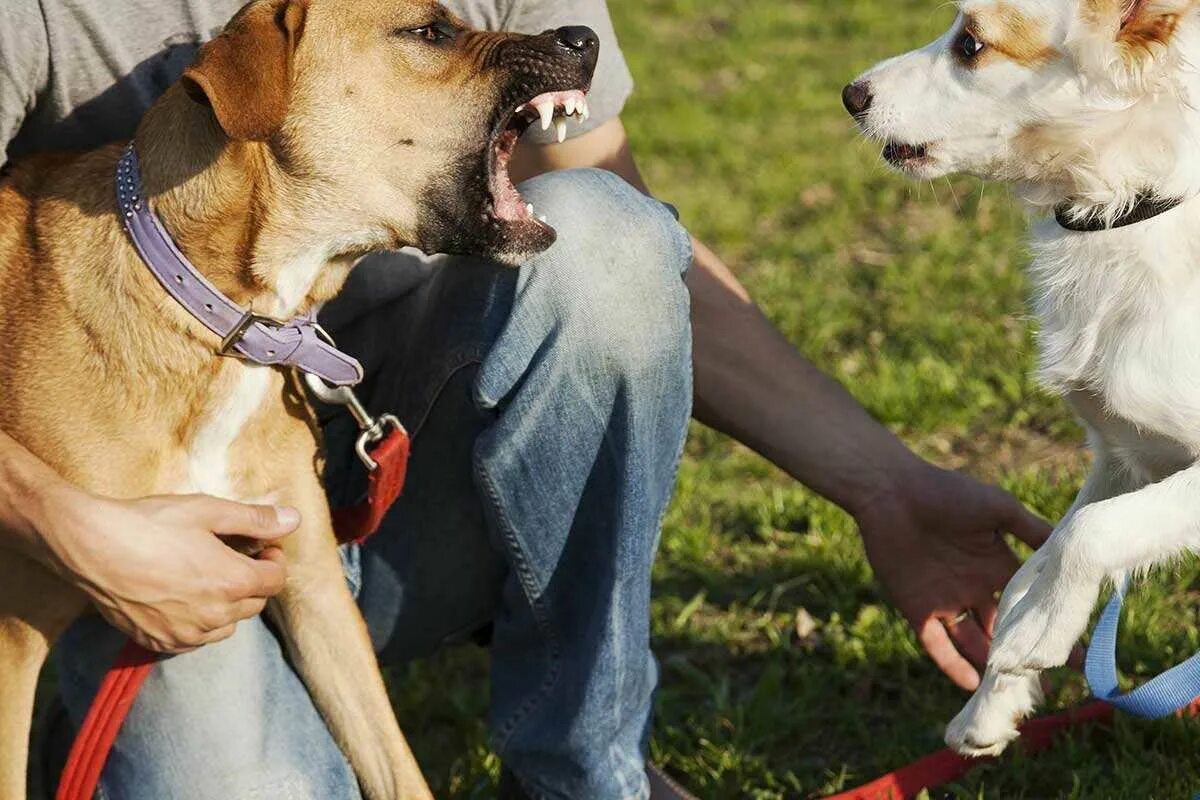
xmin=945 ymin=670 xmax=1043 ymax=757
xmin=989 ymin=546 xmax=1097 ymax=674
xmin=995 ymin=545 xmax=1049 ymax=624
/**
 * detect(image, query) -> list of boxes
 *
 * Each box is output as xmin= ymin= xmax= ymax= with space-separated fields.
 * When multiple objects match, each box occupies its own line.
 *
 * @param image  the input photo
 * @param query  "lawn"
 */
xmin=387 ymin=0 xmax=1200 ymax=797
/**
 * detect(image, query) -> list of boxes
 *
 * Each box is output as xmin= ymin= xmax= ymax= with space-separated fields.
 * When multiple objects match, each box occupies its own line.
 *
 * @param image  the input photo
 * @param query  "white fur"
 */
xmin=185 ymin=364 xmax=273 ymax=499
xmin=183 ymin=248 xmax=332 ymax=499
xmin=851 ymin=0 xmax=1200 ymax=756
xmin=272 ymin=246 xmax=328 ymax=316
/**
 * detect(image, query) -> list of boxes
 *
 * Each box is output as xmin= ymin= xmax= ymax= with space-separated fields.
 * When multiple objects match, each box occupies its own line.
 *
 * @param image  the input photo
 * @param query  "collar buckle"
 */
xmin=217 ymin=309 xmax=291 ymax=359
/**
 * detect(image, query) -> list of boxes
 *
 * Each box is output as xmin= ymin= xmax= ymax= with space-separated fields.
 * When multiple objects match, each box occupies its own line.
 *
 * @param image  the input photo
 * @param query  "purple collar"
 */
xmin=115 ymin=144 xmax=363 ymax=386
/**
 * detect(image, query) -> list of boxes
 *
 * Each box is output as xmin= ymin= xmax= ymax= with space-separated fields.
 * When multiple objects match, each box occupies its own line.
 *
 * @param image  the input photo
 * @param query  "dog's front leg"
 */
xmin=947 ymin=443 xmax=1133 ymax=756
xmin=268 ymin=484 xmax=432 ymax=800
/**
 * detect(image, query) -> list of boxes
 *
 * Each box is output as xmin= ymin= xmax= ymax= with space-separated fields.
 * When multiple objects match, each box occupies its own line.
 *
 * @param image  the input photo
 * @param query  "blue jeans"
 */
xmin=41 ymin=169 xmax=693 ymax=800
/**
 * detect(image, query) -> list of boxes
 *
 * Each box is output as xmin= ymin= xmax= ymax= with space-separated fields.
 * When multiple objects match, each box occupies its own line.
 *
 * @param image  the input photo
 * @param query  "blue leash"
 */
xmin=1085 ymin=584 xmax=1200 ymax=717
xmin=1085 ymin=584 xmax=1200 ymax=799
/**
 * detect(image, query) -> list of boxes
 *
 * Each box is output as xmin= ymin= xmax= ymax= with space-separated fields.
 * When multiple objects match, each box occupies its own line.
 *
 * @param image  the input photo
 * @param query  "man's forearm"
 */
xmin=688 ymin=239 xmax=926 ymax=517
xmin=512 ymin=120 xmax=931 ymax=517
xmin=0 ymin=429 xmax=74 ymax=566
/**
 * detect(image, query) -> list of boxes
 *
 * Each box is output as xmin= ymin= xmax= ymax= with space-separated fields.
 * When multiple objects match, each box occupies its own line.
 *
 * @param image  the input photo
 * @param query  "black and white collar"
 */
xmin=1054 ymin=192 xmax=1185 ymax=232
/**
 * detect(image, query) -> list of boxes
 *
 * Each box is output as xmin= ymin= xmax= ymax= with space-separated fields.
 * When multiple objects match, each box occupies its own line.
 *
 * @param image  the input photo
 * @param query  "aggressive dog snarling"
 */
xmin=0 ymin=1 xmax=597 ymax=797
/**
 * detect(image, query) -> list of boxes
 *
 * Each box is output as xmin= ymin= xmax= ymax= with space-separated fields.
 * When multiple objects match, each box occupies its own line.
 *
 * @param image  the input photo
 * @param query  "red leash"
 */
xmin=54 ymin=643 xmax=159 ymax=800
xmin=55 ymin=413 xmax=410 ymax=800
xmin=823 ymin=696 xmax=1200 ymax=800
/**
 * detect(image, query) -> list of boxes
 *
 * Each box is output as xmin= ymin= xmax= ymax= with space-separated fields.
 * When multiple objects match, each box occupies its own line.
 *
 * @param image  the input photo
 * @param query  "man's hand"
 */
xmin=37 ymin=489 xmax=299 ymax=654
xmin=855 ymin=464 xmax=1051 ymax=691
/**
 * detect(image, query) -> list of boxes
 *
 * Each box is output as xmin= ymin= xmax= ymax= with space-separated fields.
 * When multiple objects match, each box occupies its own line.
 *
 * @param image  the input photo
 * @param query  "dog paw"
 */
xmin=989 ymin=551 xmax=1095 ymax=674
xmin=945 ymin=671 xmax=1042 ymax=757
xmin=995 ymin=545 xmax=1049 ymax=625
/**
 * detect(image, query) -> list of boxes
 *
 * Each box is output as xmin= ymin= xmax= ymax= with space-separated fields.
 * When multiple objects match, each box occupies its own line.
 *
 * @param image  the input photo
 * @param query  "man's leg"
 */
xmin=328 ymin=168 xmax=694 ymax=799
xmin=46 ymin=613 xmax=362 ymax=800
xmin=41 ymin=168 xmax=691 ymax=800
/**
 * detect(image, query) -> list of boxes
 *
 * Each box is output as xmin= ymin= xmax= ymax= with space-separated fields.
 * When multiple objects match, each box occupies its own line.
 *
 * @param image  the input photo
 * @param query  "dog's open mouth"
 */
xmin=487 ymin=89 xmax=590 ymax=228
xmin=882 ymin=141 xmax=932 ymax=169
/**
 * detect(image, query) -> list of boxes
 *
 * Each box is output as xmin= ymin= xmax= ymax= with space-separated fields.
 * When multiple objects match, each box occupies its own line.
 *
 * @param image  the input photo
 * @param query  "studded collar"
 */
xmin=115 ymin=144 xmax=363 ymax=386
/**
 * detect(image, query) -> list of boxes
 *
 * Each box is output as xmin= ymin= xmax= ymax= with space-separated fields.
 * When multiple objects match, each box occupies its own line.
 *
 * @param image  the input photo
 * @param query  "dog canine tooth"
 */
xmin=555 ymin=118 xmax=567 ymax=143
xmin=536 ymin=100 xmax=554 ymax=130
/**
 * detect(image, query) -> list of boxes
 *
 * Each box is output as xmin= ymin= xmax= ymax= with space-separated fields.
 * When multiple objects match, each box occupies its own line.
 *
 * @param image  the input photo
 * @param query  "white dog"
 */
xmin=846 ymin=0 xmax=1200 ymax=757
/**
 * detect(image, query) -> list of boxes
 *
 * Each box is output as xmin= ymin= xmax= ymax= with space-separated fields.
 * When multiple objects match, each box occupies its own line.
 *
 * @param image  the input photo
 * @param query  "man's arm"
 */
xmin=511 ymin=120 xmax=1051 ymax=690
xmin=0 ymin=429 xmax=297 ymax=653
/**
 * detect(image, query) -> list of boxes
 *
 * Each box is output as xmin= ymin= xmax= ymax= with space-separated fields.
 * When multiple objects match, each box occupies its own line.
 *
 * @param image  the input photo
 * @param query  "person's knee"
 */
xmin=518 ymin=168 xmax=693 ymax=378
xmin=53 ymin=617 xmax=361 ymax=800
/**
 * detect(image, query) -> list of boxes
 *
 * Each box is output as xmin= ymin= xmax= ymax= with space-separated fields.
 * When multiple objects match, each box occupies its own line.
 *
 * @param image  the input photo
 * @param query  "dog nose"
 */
xmin=842 ymin=81 xmax=873 ymax=117
xmin=555 ymin=25 xmax=599 ymax=53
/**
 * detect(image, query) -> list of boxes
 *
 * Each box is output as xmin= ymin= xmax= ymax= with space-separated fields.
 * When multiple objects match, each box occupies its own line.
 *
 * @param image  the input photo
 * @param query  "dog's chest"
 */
xmin=183 ymin=363 xmax=276 ymax=499
xmin=1032 ymin=225 xmax=1200 ymax=471
xmin=180 ymin=255 xmax=327 ymax=499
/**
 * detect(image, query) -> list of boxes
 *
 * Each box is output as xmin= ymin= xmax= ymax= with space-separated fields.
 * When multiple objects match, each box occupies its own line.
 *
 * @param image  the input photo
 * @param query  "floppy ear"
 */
xmin=182 ymin=0 xmax=308 ymax=141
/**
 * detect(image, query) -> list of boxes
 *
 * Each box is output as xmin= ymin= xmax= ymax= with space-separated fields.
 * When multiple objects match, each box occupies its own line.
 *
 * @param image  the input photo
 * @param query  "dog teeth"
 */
xmin=536 ymin=100 xmax=555 ymax=131
xmin=526 ymin=203 xmax=534 ymax=216
xmin=580 ymin=99 xmax=589 ymax=120
xmin=564 ymin=97 xmax=577 ymax=116
xmin=555 ymin=118 xmax=567 ymax=143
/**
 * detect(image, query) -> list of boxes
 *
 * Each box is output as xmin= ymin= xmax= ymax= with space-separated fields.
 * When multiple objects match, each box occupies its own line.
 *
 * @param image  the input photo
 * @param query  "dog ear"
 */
xmin=182 ymin=0 xmax=308 ymax=141
xmin=1115 ymin=0 xmax=1190 ymax=56
xmin=1073 ymin=0 xmax=1193 ymax=89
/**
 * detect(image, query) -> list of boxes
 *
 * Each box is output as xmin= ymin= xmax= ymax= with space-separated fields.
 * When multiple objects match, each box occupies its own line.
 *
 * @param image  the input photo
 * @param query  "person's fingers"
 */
xmin=198 ymin=623 xmax=238 ymax=646
xmin=257 ymin=546 xmax=286 ymax=567
xmin=1067 ymin=643 xmax=1086 ymax=671
xmin=191 ymin=496 xmax=301 ymax=539
xmin=945 ymin=614 xmax=991 ymax=670
xmin=976 ymin=603 xmax=999 ymax=638
xmin=238 ymin=550 xmax=288 ymax=598
xmin=995 ymin=492 xmax=1052 ymax=550
xmin=917 ymin=616 xmax=980 ymax=691
xmin=227 ymin=595 xmax=270 ymax=623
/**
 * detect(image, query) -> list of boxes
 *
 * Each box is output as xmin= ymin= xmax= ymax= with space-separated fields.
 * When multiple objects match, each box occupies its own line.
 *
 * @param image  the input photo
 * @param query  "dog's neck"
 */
xmin=131 ymin=86 xmax=369 ymax=318
xmin=1016 ymin=36 xmax=1200 ymax=220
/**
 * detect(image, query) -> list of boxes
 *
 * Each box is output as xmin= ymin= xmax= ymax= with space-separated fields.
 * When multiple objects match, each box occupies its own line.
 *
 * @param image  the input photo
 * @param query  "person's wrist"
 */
xmin=22 ymin=475 xmax=99 ymax=578
xmin=849 ymin=454 xmax=939 ymax=537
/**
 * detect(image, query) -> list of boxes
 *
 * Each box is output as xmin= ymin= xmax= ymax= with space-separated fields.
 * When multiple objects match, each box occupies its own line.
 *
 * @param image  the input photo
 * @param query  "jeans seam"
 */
xmin=471 ymin=444 xmax=562 ymax=754
xmin=403 ymin=345 xmax=489 ymax=442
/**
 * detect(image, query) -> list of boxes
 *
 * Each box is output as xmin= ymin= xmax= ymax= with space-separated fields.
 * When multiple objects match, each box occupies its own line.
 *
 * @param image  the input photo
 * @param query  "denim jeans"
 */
xmin=41 ymin=169 xmax=694 ymax=800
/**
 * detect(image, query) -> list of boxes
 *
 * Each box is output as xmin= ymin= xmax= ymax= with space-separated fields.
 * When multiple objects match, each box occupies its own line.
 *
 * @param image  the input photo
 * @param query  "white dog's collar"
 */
xmin=1054 ymin=193 xmax=1185 ymax=232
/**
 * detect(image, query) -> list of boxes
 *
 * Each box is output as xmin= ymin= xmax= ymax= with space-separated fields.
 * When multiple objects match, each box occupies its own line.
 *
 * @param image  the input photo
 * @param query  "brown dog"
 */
xmin=0 ymin=1 xmax=597 ymax=797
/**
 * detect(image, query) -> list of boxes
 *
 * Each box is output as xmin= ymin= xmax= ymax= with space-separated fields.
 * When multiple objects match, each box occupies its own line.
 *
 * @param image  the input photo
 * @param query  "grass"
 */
xmin=387 ymin=0 xmax=1200 ymax=797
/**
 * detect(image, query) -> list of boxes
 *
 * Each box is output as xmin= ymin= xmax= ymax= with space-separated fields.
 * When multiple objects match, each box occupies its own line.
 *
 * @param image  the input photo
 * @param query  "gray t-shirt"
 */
xmin=0 ymin=0 xmax=634 ymax=313
xmin=1 ymin=0 xmax=633 ymax=165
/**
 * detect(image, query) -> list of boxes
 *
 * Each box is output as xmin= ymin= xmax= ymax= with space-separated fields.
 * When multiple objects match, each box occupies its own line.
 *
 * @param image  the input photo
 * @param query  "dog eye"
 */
xmin=395 ymin=21 xmax=456 ymax=43
xmin=955 ymin=30 xmax=987 ymax=61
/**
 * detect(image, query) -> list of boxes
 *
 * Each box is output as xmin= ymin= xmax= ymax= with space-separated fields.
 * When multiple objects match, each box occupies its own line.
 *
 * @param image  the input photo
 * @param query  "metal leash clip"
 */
xmin=303 ymin=324 xmax=405 ymax=471
xmin=305 ymin=372 xmax=405 ymax=471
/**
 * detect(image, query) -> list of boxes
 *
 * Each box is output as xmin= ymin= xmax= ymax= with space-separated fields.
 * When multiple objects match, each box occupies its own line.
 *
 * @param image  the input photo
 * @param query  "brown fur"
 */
xmin=0 ymin=0 xmax=594 ymax=797
xmin=1083 ymin=0 xmax=1198 ymax=62
xmin=968 ymin=5 xmax=1057 ymax=68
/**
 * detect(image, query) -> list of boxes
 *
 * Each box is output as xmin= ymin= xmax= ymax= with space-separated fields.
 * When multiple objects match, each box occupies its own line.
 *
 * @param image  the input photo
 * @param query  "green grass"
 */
xmin=388 ymin=0 xmax=1200 ymax=797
